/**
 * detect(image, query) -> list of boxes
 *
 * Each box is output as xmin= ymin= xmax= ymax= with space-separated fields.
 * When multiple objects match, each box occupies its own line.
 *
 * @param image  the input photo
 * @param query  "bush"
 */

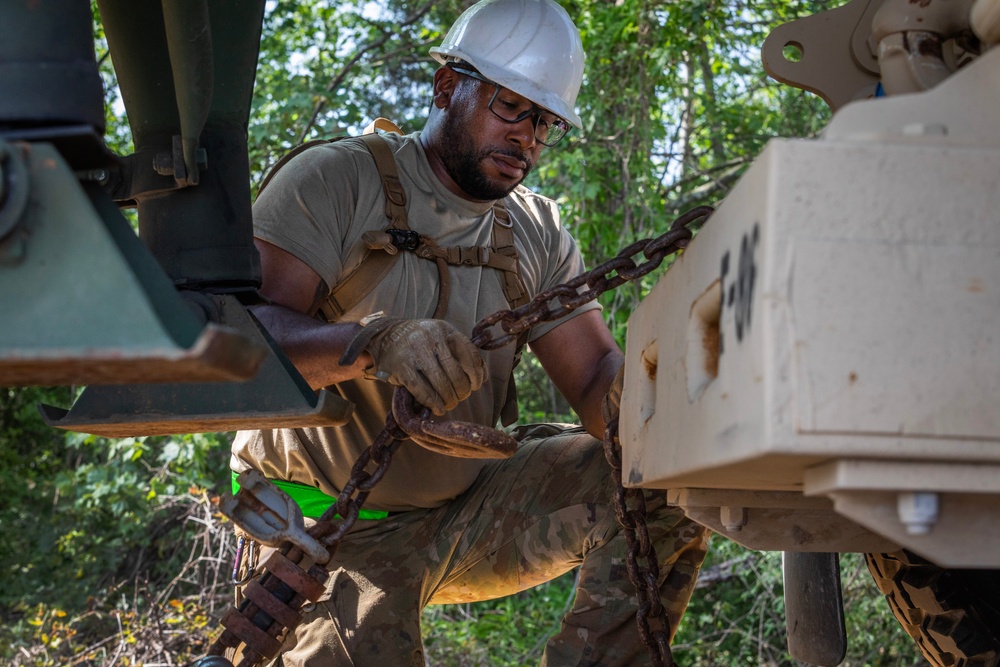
xmin=1 ymin=387 xmax=235 ymax=665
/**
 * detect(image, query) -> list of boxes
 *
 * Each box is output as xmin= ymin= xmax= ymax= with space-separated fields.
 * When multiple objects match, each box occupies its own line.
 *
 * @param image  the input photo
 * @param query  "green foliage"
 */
xmin=672 ymin=539 xmax=927 ymax=667
xmin=422 ymin=570 xmax=577 ymax=666
xmin=530 ymin=0 xmax=832 ymax=342
xmin=247 ymin=0 xmax=468 ymax=191
xmin=1 ymin=429 xmax=231 ymax=612
xmin=0 ymin=388 xmax=233 ymax=665
xmin=511 ymin=353 xmax=576 ymax=426
xmin=91 ymin=3 xmax=131 ymax=155
xmin=0 ymin=387 xmax=234 ymax=619
xmin=1 ymin=581 xmax=221 ymax=666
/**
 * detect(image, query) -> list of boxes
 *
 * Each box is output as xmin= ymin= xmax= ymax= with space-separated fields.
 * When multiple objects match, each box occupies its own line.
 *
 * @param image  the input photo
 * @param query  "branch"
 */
xmin=296 ymin=2 xmax=434 ymax=142
xmin=695 ymin=555 xmax=752 ymax=588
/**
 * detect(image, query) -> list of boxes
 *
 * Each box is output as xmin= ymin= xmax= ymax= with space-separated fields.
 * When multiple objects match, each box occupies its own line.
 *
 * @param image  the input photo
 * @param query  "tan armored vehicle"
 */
xmin=623 ymin=0 xmax=1000 ymax=664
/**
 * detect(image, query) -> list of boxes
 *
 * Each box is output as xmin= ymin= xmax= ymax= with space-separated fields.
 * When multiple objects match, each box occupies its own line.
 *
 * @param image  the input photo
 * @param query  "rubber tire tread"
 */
xmin=865 ymin=550 xmax=1000 ymax=667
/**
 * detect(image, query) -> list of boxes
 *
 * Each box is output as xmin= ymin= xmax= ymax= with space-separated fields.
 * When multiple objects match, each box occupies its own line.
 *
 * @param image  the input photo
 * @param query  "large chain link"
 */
xmin=207 ymin=205 xmax=712 ymax=666
xmin=469 ymin=206 xmax=712 ymax=351
xmin=604 ymin=415 xmax=674 ymax=666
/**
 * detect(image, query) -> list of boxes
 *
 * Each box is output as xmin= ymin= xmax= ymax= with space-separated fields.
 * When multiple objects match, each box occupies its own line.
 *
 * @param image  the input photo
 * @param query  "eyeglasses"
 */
xmin=448 ymin=64 xmax=572 ymax=147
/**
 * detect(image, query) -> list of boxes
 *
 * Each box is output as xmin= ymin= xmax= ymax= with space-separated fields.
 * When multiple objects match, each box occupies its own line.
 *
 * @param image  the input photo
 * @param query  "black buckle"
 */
xmin=386 ymin=228 xmax=421 ymax=251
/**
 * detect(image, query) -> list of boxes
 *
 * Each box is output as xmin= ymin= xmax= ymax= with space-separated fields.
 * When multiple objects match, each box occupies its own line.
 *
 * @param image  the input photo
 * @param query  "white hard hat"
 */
xmin=430 ymin=0 xmax=585 ymax=129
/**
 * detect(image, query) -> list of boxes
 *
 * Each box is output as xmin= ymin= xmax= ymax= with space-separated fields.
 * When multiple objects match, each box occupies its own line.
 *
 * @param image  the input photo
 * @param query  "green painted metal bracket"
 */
xmin=0 ymin=140 xmax=266 ymax=387
xmin=38 ymin=297 xmax=354 ymax=437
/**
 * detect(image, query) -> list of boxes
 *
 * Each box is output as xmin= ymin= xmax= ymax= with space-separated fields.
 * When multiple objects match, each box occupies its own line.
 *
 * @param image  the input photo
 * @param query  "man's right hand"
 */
xmin=348 ymin=318 xmax=487 ymax=416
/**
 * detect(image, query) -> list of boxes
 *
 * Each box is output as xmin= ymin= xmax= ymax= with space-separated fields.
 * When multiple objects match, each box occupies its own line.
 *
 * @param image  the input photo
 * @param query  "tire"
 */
xmin=865 ymin=550 xmax=1000 ymax=667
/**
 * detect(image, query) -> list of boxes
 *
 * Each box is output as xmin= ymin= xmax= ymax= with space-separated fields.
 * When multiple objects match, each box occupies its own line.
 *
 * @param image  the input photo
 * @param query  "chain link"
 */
xmin=604 ymin=416 xmax=674 ymax=667
xmin=470 ymin=206 xmax=711 ymax=351
xmin=309 ymin=409 xmax=409 ymax=549
xmin=209 ymin=205 xmax=712 ymax=666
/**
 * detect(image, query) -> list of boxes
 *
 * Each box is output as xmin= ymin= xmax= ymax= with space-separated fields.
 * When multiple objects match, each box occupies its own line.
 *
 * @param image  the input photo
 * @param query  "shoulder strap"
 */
xmin=489 ymin=203 xmax=529 ymax=310
xmin=490 ymin=203 xmax=531 ymax=427
xmin=362 ymin=117 xmax=404 ymax=135
xmin=255 ymin=128 xmax=405 ymax=321
xmin=313 ymin=133 xmax=407 ymax=322
xmin=358 ymin=133 xmax=408 ymax=231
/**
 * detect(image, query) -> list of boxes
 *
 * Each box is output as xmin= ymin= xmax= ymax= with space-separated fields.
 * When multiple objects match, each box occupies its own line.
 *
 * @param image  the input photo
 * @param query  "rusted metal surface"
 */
xmin=259 ymin=551 xmax=328 ymax=602
xmin=220 ymin=470 xmax=329 ymax=564
xmin=220 ymin=610 xmax=283 ymax=659
xmin=243 ymin=579 xmax=302 ymax=628
xmin=392 ymin=386 xmax=518 ymax=458
xmin=605 ymin=414 xmax=675 ymax=667
xmin=471 ymin=206 xmax=712 ymax=352
xmin=211 ymin=545 xmax=328 ymax=666
xmin=312 ymin=415 xmax=406 ymax=549
xmin=203 ymin=209 xmax=711 ymax=666
xmin=4 ymin=322 xmax=266 ymax=388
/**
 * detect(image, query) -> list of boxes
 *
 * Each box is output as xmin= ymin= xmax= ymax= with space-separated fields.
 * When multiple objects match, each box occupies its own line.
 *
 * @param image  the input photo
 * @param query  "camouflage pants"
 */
xmin=249 ymin=426 xmax=709 ymax=667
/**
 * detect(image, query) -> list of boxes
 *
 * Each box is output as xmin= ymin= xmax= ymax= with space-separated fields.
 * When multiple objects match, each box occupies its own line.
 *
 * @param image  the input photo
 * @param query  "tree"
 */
xmin=1 ymin=1 xmax=926 ymax=665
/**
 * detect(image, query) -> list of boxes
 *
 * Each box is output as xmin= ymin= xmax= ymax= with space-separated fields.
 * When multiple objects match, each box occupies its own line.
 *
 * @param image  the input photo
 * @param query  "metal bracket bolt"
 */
xmin=721 ymin=505 xmax=749 ymax=532
xmin=897 ymin=492 xmax=939 ymax=535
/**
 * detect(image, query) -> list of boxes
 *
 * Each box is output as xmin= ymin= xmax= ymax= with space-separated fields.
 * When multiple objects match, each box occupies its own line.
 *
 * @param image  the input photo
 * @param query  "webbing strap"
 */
xmin=315 ymin=133 xmax=408 ymax=321
xmin=489 ymin=203 xmax=530 ymax=427
xmin=231 ymin=471 xmax=389 ymax=520
xmin=315 ymin=150 xmax=528 ymax=323
xmin=490 ymin=203 xmax=529 ymax=310
xmin=359 ymin=133 xmax=408 ymax=231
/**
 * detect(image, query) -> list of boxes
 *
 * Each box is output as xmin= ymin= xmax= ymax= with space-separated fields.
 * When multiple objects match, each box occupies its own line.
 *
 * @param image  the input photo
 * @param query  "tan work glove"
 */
xmin=341 ymin=317 xmax=486 ymax=416
xmin=601 ymin=365 xmax=625 ymax=428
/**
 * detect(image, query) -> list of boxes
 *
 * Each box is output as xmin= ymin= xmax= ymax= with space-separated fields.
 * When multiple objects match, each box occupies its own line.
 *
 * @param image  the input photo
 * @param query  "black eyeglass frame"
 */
xmin=447 ymin=63 xmax=572 ymax=147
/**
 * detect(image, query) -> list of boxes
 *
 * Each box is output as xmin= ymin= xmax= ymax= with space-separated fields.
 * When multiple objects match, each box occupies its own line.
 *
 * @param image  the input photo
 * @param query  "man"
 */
xmin=231 ymin=0 xmax=709 ymax=664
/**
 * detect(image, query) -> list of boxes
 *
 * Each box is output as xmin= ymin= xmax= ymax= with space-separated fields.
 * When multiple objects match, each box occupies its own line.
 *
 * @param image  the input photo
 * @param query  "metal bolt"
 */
xmin=75 ymin=168 xmax=110 ymax=184
xmin=153 ymin=151 xmax=175 ymax=176
xmin=720 ymin=505 xmax=748 ymax=532
xmin=897 ymin=492 xmax=939 ymax=535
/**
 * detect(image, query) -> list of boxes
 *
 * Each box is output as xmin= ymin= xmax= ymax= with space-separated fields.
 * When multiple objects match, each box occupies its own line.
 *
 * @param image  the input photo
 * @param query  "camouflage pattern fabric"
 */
xmin=239 ymin=426 xmax=709 ymax=667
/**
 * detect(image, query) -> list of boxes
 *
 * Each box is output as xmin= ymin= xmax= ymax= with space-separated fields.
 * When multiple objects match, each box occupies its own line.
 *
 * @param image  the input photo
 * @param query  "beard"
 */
xmin=438 ymin=109 xmax=534 ymax=201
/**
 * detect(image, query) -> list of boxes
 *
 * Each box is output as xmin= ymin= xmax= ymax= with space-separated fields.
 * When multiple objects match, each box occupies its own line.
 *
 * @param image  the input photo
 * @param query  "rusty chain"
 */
xmin=468 ymin=206 xmax=712 ymax=352
xmin=206 ymin=204 xmax=712 ymax=666
xmin=604 ymin=415 xmax=674 ymax=666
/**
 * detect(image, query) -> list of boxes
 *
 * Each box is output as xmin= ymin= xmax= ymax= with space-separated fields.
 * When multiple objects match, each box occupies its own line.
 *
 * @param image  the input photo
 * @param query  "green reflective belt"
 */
xmin=231 ymin=471 xmax=389 ymax=520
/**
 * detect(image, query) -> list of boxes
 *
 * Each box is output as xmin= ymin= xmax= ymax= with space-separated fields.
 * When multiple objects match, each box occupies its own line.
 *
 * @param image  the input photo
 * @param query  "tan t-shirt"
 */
xmin=230 ymin=131 xmax=599 ymax=511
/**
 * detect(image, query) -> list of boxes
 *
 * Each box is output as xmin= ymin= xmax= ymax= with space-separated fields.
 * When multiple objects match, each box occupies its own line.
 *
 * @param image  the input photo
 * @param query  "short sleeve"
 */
xmin=505 ymin=189 xmax=601 ymax=343
xmin=253 ymin=142 xmax=368 ymax=290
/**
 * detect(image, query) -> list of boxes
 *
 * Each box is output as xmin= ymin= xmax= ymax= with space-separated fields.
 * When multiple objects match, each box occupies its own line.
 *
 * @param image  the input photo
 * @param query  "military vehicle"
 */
xmin=622 ymin=0 xmax=1000 ymax=664
xmin=2 ymin=0 xmax=998 ymax=666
